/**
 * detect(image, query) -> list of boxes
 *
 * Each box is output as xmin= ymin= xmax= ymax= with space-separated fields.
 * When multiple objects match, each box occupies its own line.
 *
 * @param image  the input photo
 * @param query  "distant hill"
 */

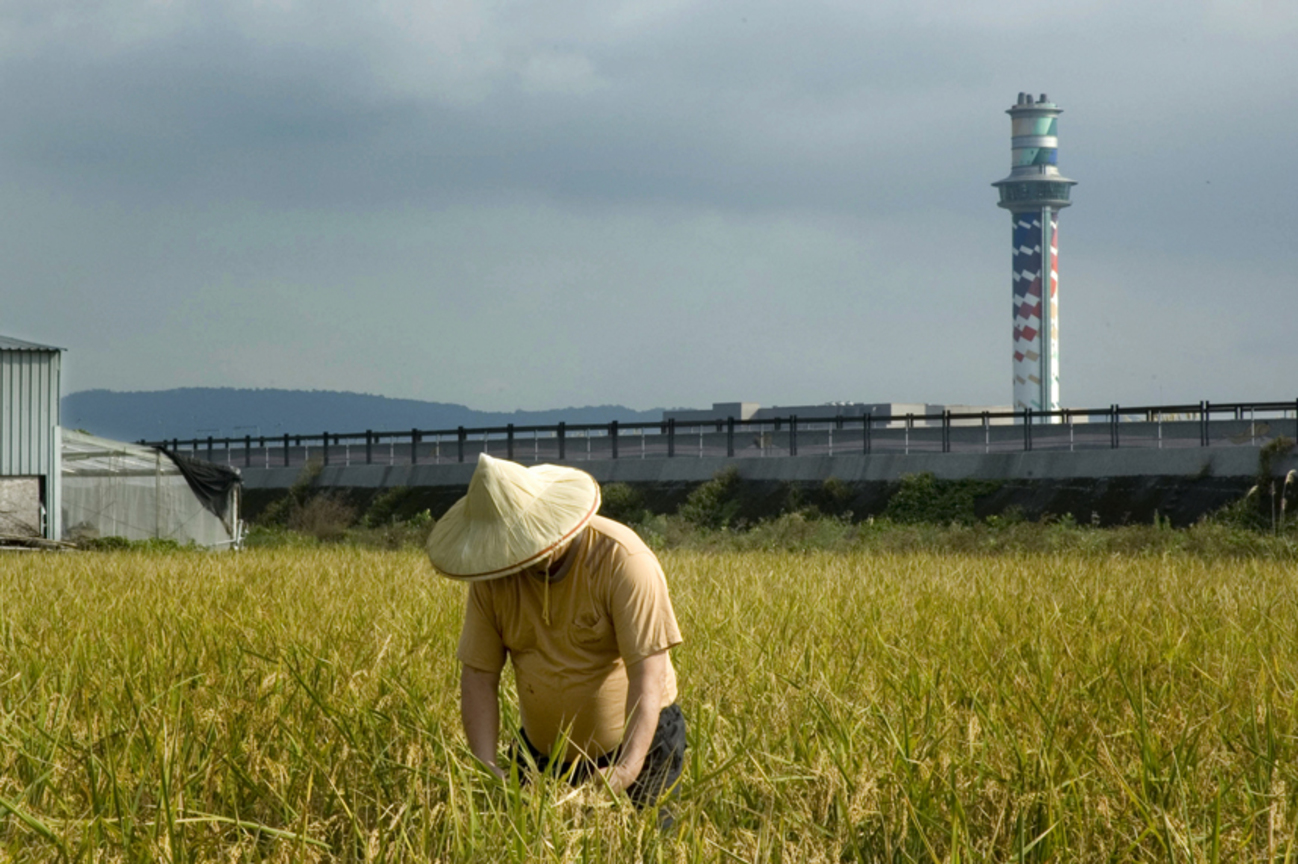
xmin=62 ymin=388 xmax=666 ymax=443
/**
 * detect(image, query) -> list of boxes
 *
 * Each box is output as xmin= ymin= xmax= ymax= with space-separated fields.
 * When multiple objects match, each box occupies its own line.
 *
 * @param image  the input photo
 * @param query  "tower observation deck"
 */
xmin=992 ymin=92 xmax=1077 ymax=417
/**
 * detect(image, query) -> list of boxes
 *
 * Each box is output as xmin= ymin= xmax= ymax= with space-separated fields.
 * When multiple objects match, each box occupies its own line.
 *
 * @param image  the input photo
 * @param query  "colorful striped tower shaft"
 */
xmin=1010 ymin=212 xmax=1058 ymax=409
xmin=993 ymin=93 xmax=1076 ymax=417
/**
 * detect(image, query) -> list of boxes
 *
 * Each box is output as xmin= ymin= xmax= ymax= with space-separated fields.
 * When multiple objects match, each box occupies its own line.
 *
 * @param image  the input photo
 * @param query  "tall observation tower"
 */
xmin=992 ymin=92 xmax=1077 ymax=416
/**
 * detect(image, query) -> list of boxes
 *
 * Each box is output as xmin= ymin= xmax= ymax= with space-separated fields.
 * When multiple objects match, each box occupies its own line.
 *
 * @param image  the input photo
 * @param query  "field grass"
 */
xmin=2 ymin=547 xmax=1297 ymax=862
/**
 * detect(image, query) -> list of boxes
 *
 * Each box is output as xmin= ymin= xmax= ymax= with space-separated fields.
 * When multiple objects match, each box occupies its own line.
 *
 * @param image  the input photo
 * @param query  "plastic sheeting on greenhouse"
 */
xmin=61 ymin=430 xmax=242 ymax=549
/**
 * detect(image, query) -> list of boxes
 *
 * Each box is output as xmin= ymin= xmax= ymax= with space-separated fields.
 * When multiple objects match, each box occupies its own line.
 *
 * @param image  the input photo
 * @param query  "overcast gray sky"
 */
xmin=3 ymin=0 xmax=1295 ymax=413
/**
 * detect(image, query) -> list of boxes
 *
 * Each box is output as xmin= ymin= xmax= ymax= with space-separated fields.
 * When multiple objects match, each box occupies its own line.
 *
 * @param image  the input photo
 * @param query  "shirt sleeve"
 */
xmin=608 ymin=550 xmax=683 ymax=665
xmin=456 ymin=582 xmax=508 ymax=673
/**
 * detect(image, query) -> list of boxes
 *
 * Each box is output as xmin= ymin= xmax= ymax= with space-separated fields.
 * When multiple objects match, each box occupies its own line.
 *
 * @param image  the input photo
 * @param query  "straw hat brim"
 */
xmin=425 ymin=458 xmax=601 ymax=581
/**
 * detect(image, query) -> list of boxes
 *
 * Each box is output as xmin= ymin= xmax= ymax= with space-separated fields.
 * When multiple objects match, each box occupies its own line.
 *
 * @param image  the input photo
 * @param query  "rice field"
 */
xmin=1 ymin=546 xmax=1297 ymax=862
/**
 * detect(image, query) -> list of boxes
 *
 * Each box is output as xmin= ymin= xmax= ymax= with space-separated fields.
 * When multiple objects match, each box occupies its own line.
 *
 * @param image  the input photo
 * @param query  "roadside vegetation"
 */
xmin=237 ymin=461 xmax=1298 ymax=560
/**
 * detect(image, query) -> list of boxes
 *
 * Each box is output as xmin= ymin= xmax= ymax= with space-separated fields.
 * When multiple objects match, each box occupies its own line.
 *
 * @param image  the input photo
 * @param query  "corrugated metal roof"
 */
xmin=0 ymin=335 xmax=64 ymax=352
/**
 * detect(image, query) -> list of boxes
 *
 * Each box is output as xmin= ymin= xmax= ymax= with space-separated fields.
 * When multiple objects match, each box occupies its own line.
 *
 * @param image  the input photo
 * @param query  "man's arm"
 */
xmin=460 ymin=663 xmax=506 ymax=779
xmin=599 ymin=649 xmax=667 ymax=794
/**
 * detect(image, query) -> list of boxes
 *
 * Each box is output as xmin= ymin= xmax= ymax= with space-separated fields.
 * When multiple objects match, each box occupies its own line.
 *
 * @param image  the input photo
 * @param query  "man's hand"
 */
xmin=460 ymin=664 xmax=506 ymax=779
xmin=595 ymin=650 xmax=667 ymax=795
xmin=595 ymin=762 xmax=637 ymax=794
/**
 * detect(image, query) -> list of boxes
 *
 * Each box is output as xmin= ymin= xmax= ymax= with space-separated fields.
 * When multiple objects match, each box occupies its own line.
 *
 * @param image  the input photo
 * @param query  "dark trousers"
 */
xmin=514 ymin=704 xmax=687 ymax=809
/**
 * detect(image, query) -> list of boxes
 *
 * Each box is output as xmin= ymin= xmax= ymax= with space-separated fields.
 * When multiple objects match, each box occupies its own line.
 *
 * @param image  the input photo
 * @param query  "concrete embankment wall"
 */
xmin=239 ymin=443 xmax=1298 ymax=527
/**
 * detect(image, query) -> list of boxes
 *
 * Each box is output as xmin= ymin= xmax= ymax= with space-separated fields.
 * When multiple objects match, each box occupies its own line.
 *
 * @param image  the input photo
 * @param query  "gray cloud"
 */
xmin=1 ymin=0 xmax=1295 ymax=414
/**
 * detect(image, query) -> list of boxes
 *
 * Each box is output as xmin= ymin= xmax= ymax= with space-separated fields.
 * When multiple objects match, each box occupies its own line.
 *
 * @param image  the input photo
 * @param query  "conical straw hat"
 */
xmin=425 ymin=453 xmax=602 ymax=581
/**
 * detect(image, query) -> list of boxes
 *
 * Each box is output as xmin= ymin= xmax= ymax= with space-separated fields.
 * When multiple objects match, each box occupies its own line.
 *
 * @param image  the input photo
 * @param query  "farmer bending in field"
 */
xmin=425 ymin=453 xmax=686 ymax=818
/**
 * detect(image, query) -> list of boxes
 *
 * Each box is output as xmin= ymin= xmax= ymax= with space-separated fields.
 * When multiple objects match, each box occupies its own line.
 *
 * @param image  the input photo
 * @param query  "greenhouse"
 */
xmin=61 ymin=430 xmax=242 ymax=549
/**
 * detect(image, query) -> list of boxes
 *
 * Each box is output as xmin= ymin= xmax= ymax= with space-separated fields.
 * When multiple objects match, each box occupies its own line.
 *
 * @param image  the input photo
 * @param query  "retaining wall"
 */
xmin=239 ymin=443 xmax=1298 ymax=528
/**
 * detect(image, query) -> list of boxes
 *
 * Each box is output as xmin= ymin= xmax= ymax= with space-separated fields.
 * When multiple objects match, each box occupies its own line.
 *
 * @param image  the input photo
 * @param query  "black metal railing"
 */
xmin=145 ymin=399 xmax=1298 ymax=471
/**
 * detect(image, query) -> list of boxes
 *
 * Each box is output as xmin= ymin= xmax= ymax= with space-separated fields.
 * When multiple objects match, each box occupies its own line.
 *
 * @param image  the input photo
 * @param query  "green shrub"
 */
xmin=599 ymin=483 xmax=649 ymax=525
xmin=287 ymin=493 xmax=356 ymax=542
xmin=779 ymin=478 xmax=853 ymax=520
xmin=883 ymin=472 xmax=999 ymax=525
xmin=258 ymin=461 xmax=323 ymax=527
xmin=815 ymin=476 xmax=854 ymax=518
xmin=678 ymin=467 xmax=742 ymax=530
xmin=361 ymin=487 xmax=416 ymax=528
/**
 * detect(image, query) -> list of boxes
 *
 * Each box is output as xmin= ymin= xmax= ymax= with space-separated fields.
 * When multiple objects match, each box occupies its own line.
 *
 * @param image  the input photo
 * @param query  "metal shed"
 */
xmin=0 ymin=336 xmax=63 ymax=540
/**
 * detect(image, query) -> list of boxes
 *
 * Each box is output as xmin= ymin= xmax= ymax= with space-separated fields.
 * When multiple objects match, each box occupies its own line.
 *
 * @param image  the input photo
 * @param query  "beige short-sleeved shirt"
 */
xmin=457 ymin=515 xmax=682 ymax=761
